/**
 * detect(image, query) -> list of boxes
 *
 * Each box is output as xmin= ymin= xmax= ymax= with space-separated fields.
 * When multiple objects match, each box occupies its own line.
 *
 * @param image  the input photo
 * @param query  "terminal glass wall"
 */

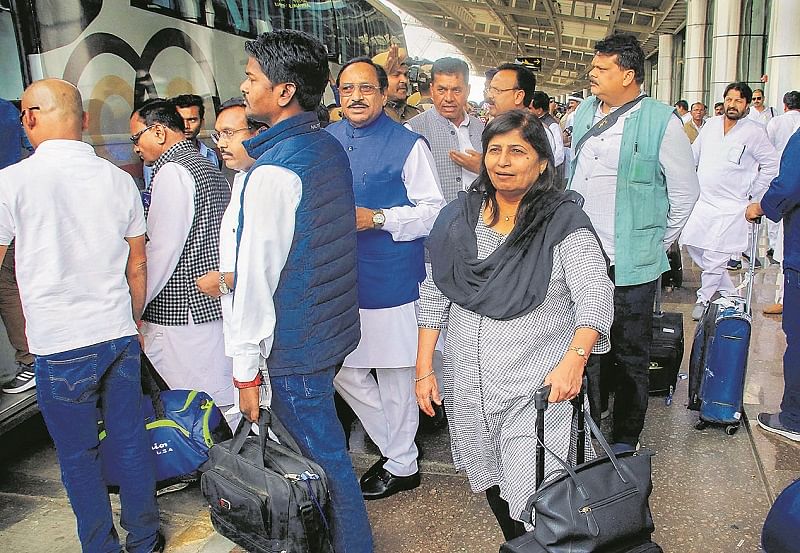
xmin=739 ymin=0 xmax=770 ymax=90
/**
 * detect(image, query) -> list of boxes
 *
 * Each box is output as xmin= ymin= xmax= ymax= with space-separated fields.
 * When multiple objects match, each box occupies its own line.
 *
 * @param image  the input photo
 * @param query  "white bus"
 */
xmin=0 ymin=0 xmax=404 ymax=433
xmin=1 ymin=0 xmax=405 ymax=175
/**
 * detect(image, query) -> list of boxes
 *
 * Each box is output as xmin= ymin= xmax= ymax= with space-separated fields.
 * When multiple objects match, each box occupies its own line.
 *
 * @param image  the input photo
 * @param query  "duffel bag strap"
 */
xmin=140 ymin=354 xmax=166 ymax=420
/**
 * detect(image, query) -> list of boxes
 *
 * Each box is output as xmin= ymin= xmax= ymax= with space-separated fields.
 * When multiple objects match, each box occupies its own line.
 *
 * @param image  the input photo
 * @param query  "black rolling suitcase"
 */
xmin=500 ymin=386 xmax=662 ymax=553
xmin=649 ymin=279 xmax=684 ymax=404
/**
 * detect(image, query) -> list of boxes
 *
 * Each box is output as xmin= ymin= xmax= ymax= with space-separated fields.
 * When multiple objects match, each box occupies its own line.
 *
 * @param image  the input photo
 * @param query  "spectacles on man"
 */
xmin=19 ymin=106 xmax=40 ymax=122
xmin=339 ymin=83 xmax=380 ymax=97
xmin=487 ymin=86 xmax=519 ymax=96
xmin=129 ymin=124 xmax=157 ymax=145
xmin=211 ymin=128 xmax=251 ymax=144
xmin=752 ymin=96 xmax=763 ymax=101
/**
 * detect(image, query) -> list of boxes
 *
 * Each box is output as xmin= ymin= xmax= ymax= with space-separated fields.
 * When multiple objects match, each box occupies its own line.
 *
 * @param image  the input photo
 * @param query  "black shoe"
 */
xmin=152 ymin=531 xmax=165 ymax=553
xmin=360 ymin=468 xmax=420 ymax=500
xmin=359 ymin=456 xmax=388 ymax=485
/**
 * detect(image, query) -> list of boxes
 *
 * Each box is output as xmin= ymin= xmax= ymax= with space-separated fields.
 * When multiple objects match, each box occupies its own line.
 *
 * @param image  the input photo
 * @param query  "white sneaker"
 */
xmin=691 ymin=302 xmax=707 ymax=321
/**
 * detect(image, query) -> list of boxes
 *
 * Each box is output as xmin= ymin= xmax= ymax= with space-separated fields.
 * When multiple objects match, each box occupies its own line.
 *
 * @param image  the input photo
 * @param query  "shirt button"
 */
xmin=347 ymin=146 xmax=353 ymax=151
xmin=594 ymin=156 xmax=598 ymax=160
xmin=456 ymin=177 xmax=461 ymax=182
xmin=451 ymin=130 xmax=456 ymax=135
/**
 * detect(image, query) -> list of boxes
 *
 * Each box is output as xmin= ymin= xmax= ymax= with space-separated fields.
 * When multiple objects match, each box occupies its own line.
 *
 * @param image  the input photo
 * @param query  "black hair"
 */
xmin=674 ymin=100 xmax=689 ymax=111
xmin=690 ymin=102 xmax=705 ymax=111
xmin=714 ymin=102 xmax=724 ymax=109
xmin=484 ymin=68 xmax=498 ymax=81
xmin=784 ymin=91 xmax=800 ymax=110
xmin=495 ymin=63 xmax=536 ymax=108
xmin=335 ymin=57 xmax=389 ymax=92
xmin=431 ymin=57 xmax=470 ymax=83
xmin=171 ymin=93 xmax=205 ymax=119
xmin=724 ymin=82 xmax=753 ymax=103
xmin=217 ymin=96 xmax=262 ymax=129
xmin=469 ymin=110 xmax=556 ymax=227
xmin=316 ymin=103 xmax=331 ymax=127
xmin=244 ymin=30 xmax=329 ymax=111
xmin=131 ymin=98 xmax=185 ymax=133
xmin=594 ymin=33 xmax=645 ymax=85
xmin=531 ymin=91 xmax=550 ymax=111
xmin=753 ymin=88 xmax=765 ymax=95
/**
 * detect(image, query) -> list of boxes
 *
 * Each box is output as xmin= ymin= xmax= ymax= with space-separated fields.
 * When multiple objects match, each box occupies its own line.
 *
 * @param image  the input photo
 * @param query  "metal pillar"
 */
xmin=657 ymin=34 xmax=674 ymax=103
xmin=709 ymin=0 xmax=741 ymax=104
xmin=682 ymin=0 xmax=709 ymax=106
xmin=765 ymin=0 xmax=800 ymax=108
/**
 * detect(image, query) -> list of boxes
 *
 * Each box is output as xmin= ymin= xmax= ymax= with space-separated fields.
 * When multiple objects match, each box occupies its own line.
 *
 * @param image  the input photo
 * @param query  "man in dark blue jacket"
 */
xmin=747 ymin=129 xmax=800 ymax=442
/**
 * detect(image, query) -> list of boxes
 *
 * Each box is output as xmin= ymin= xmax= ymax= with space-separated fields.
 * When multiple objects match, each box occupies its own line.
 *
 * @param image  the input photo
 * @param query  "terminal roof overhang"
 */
xmin=390 ymin=0 xmax=687 ymax=95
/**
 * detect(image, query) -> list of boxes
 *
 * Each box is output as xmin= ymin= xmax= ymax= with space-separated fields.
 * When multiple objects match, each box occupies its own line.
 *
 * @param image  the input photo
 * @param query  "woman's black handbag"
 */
xmin=500 ymin=385 xmax=661 ymax=553
xmin=200 ymin=408 xmax=333 ymax=553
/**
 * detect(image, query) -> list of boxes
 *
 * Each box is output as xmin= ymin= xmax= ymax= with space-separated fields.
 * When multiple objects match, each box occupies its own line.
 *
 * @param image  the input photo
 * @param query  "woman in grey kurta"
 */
xmin=415 ymin=111 xmax=613 ymax=541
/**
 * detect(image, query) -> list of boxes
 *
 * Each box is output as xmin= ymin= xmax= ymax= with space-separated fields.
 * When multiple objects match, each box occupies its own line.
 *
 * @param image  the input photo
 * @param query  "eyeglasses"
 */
xmin=129 ymin=124 xmax=157 ymax=145
xmin=339 ymin=83 xmax=380 ymax=97
xmin=752 ymin=96 xmax=763 ymax=100
xmin=487 ymin=86 xmax=519 ymax=96
xmin=19 ymin=106 xmax=40 ymax=122
xmin=211 ymin=128 xmax=251 ymax=144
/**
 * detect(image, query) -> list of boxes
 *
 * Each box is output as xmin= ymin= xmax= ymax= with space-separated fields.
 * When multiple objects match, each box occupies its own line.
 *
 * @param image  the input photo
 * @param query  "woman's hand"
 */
xmin=415 ymin=363 xmax=442 ymax=417
xmin=543 ymin=354 xmax=585 ymax=404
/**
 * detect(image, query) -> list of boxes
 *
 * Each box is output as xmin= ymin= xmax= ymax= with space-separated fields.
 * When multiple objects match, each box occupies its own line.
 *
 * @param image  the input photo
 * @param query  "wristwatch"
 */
xmin=567 ymin=346 xmax=588 ymax=363
xmin=372 ymin=209 xmax=386 ymax=229
xmin=219 ymin=272 xmax=231 ymax=295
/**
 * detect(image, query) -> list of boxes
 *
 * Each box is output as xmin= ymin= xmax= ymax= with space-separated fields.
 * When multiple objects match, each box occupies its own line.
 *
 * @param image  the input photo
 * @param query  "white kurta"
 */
xmin=680 ymin=116 xmax=780 ymax=254
xmin=143 ymin=161 xmax=233 ymax=407
xmin=219 ymin=171 xmax=245 ymax=357
xmin=343 ymin=139 xmax=446 ymax=368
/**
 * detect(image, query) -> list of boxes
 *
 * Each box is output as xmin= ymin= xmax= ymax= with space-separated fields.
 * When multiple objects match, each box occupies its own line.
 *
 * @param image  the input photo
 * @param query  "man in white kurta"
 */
xmin=130 ymin=99 xmax=233 ymax=413
xmin=681 ymin=83 xmax=780 ymax=319
xmin=746 ymin=88 xmax=776 ymax=125
xmin=327 ymin=59 xmax=445 ymax=499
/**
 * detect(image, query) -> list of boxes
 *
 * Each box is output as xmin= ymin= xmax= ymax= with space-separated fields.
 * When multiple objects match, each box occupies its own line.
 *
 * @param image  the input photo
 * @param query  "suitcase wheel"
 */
xmin=725 ymin=424 xmax=739 ymax=436
xmin=694 ymin=419 xmax=708 ymax=430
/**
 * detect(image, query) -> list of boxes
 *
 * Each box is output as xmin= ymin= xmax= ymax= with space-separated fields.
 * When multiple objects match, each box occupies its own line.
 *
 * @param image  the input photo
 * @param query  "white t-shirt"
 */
xmin=0 ymin=139 xmax=146 ymax=355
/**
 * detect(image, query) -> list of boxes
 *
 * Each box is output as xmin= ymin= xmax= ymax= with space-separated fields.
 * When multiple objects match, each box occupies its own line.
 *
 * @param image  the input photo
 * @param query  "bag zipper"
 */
xmin=578 ymin=486 xmax=639 ymax=536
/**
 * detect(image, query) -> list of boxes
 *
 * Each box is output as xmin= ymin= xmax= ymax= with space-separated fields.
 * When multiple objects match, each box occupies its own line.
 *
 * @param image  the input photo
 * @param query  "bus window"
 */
xmin=0 ymin=5 xmax=24 ymax=100
xmin=34 ymin=0 xmax=103 ymax=52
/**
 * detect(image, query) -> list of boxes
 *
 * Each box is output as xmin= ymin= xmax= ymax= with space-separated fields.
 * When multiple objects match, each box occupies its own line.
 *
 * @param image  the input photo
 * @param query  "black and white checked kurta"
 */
xmin=419 ymin=211 xmax=614 ymax=521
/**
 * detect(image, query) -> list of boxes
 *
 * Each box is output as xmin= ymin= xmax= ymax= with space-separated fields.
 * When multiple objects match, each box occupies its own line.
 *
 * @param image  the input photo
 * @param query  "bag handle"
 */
xmin=228 ymin=408 xmax=305 ymax=460
xmin=534 ymin=385 xmax=630 ymax=492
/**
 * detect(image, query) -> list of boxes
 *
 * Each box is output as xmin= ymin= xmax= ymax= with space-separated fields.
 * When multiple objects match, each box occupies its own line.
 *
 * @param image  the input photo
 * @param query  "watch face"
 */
xmin=373 ymin=212 xmax=386 ymax=224
xmin=576 ymin=347 xmax=586 ymax=356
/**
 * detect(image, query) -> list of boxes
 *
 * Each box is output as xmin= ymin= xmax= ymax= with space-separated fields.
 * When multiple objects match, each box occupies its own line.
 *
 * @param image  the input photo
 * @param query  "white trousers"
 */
xmin=686 ymin=246 xmax=737 ymax=304
xmin=334 ymin=366 xmax=419 ymax=476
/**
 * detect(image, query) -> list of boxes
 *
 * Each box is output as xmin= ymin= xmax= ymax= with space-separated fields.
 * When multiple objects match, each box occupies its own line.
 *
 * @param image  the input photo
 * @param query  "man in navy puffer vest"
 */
xmin=327 ymin=57 xmax=445 ymax=501
xmin=230 ymin=31 xmax=372 ymax=552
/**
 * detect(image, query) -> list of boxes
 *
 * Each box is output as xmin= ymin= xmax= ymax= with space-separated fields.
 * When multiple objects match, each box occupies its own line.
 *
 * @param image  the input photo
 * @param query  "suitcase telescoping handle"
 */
xmin=533 ymin=383 xmax=586 ymax=487
xmin=745 ymin=218 xmax=761 ymax=315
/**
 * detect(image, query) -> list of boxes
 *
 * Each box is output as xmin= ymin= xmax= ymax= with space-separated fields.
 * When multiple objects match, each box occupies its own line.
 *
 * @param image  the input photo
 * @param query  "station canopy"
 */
xmin=390 ymin=0 xmax=687 ymax=95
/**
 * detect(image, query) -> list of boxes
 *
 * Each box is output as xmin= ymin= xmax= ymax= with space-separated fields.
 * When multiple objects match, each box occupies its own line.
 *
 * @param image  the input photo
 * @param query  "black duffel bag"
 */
xmin=501 ymin=384 xmax=659 ymax=553
xmin=200 ymin=408 xmax=333 ymax=553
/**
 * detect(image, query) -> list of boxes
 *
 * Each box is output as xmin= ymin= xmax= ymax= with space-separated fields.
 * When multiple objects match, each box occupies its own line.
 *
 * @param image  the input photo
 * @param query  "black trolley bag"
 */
xmin=201 ymin=408 xmax=333 ymax=553
xmin=500 ymin=385 xmax=661 ymax=553
xmin=649 ymin=278 xmax=684 ymax=404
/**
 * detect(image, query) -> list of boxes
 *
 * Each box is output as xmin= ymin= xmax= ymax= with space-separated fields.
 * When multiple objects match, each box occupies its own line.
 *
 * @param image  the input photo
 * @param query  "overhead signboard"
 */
xmin=515 ymin=56 xmax=542 ymax=71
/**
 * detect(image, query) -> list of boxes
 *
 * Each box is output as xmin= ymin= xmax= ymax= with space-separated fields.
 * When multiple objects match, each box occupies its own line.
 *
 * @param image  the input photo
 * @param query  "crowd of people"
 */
xmin=1 ymin=27 xmax=799 ymax=553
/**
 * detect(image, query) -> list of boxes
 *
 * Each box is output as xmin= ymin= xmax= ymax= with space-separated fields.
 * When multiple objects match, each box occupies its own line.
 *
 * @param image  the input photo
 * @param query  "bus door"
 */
xmin=0 ymin=0 xmax=27 ymax=101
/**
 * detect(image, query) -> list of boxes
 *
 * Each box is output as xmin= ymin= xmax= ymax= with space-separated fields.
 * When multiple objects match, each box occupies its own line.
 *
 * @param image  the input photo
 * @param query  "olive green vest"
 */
xmin=569 ymin=96 xmax=675 ymax=286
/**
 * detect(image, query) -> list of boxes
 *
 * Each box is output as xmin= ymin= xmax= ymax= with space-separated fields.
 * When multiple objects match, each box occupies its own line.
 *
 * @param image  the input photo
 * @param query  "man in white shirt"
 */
xmin=130 ymin=99 xmax=234 ymax=417
xmin=0 ymin=79 xmax=161 ymax=552
xmin=746 ymin=88 xmax=776 ymax=125
xmin=674 ymin=100 xmax=692 ymax=124
xmin=683 ymin=102 xmax=706 ymax=143
xmin=681 ymin=82 xmax=780 ymax=320
xmin=405 ymin=56 xmax=484 ymax=202
xmin=569 ymin=33 xmax=699 ymax=451
xmin=530 ymin=90 xmax=567 ymax=187
xmin=233 ymin=31 xmax=372 ymax=552
xmin=327 ymin=57 xmax=445 ymax=501
xmin=761 ymin=90 xmax=800 ymax=314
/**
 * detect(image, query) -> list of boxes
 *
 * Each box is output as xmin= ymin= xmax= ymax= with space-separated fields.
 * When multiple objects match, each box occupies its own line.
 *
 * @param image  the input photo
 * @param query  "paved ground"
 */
xmin=0 ymin=252 xmax=798 ymax=552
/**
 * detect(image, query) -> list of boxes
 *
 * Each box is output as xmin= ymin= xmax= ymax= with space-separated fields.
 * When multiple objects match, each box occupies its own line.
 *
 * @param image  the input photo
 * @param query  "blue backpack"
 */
xmin=99 ymin=357 xmax=233 ymax=489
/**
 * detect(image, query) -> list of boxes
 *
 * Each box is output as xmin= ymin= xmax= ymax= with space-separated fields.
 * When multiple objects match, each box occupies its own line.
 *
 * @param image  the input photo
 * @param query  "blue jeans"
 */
xmin=269 ymin=366 xmax=374 ymax=553
xmin=36 ymin=336 xmax=159 ymax=553
xmin=781 ymin=269 xmax=800 ymax=430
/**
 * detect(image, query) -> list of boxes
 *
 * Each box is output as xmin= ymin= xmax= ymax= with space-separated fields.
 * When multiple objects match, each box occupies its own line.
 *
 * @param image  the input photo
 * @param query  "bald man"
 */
xmin=0 ymin=79 xmax=162 ymax=552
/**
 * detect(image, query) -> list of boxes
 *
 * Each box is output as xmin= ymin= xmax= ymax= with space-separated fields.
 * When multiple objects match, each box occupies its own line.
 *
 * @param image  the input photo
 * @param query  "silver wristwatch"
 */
xmin=372 ymin=209 xmax=386 ymax=229
xmin=219 ymin=272 xmax=231 ymax=295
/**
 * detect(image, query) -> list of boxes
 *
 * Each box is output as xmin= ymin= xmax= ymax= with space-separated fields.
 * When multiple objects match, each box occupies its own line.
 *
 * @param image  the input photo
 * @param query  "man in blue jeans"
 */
xmin=229 ymin=31 xmax=372 ymax=552
xmin=0 ymin=79 xmax=162 ymax=552
xmin=746 ymin=127 xmax=800 ymax=442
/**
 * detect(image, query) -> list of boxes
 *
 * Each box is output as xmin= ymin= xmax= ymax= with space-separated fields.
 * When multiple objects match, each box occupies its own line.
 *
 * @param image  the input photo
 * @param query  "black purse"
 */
xmin=502 ymin=384 xmax=659 ymax=553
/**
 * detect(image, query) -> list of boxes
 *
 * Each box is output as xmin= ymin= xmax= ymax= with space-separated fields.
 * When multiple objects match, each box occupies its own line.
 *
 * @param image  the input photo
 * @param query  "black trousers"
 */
xmin=585 ymin=271 xmax=656 ymax=446
xmin=486 ymin=485 xmax=527 ymax=541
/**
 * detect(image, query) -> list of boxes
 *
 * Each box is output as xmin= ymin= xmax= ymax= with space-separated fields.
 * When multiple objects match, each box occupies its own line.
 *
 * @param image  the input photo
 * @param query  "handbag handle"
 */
xmin=534 ymin=385 xmax=631 ymax=495
xmin=228 ymin=408 xmax=305 ymax=462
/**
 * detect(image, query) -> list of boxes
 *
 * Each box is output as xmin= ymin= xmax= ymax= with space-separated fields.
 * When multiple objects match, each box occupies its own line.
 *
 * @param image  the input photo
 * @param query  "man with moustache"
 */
xmin=683 ymin=102 xmax=706 ymax=143
xmin=143 ymin=94 xmax=218 ymax=188
xmin=746 ymin=87 xmax=775 ymax=125
xmin=234 ymin=31 xmax=371 ymax=551
xmin=569 ymin=33 xmax=699 ymax=452
xmin=327 ymin=57 xmax=444 ymax=500
xmin=373 ymin=45 xmax=422 ymax=122
xmin=681 ymin=82 xmax=780 ymax=320
xmin=129 ymin=99 xmax=234 ymax=418
xmin=406 ymin=56 xmax=484 ymax=201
